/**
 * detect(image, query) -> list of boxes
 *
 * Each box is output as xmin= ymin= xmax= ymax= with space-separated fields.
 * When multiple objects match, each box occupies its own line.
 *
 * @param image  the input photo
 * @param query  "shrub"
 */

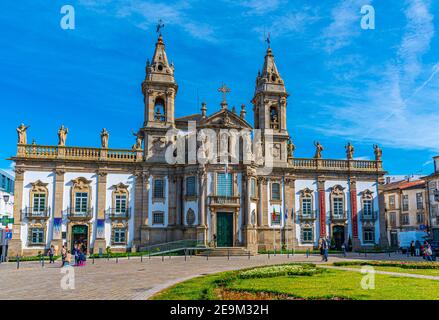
xmin=238 ymin=264 xmax=323 ymax=279
xmin=333 ymin=260 xmax=439 ymax=269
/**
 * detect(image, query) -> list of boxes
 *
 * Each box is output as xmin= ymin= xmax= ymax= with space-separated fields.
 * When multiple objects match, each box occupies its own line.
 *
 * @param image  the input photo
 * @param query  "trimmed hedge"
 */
xmin=8 ymin=255 xmax=60 ymax=262
xmin=238 ymin=263 xmax=323 ymax=279
xmin=333 ymin=260 xmax=439 ymax=269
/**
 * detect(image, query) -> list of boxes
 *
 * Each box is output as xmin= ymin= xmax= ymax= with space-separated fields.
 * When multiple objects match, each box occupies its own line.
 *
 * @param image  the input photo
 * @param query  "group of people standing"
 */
xmin=57 ymin=242 xmax=87 ymax=267
xmin=409 ymin=240 xmax=434 ymax=261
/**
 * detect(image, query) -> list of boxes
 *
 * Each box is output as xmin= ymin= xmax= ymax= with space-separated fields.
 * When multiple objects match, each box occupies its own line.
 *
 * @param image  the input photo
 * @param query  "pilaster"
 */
xmin=94 ymin=170 xmax=107 ymax=253
xmin=8 ymin=168 xmax=24 ymax=256
xmin=317 ymin=176 xmax=326 ymax=238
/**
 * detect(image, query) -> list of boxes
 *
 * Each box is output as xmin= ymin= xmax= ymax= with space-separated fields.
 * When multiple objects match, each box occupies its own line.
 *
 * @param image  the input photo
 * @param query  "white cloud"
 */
xmin=314 ymin=0 xmax=439 ymax=153
xmin=321 ymin=0 xmax=372 ymax=53
xmin=234 ymin=0 xmax=283 ymax=16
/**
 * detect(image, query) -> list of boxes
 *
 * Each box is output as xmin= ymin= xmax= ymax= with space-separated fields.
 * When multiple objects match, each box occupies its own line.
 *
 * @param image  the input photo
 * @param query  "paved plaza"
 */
xmin=0 ymin=253 xmax=427 ymax=300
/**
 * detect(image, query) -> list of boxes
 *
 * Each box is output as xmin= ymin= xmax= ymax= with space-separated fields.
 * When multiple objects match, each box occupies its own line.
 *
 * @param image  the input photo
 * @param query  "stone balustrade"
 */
xmin=292 ymin=158 xmax=382 ymax=172
xmin=17 ymin=144 xmax=142 ymax=162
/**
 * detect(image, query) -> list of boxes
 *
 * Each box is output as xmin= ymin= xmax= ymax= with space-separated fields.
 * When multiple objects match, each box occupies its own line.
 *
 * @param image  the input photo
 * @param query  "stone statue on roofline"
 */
xmin=132 ymin=130 xmax=143 ymax=150
xmin=16 ymin=123 xmax=30 ymax=145
xmin=314 ymin=141 xmax=324 ymax=159
xmin=345 ymin=142 xmax=354 ymax=160
xmin=101 ymin=128 xmax=109 ymax=149
xmin=287 ymin=138 xmax=295 ymax=159
xmin=373 ymin=144 xmax=382 ymax=161
xmin=58 ymin=125 xmax=68 ymax=146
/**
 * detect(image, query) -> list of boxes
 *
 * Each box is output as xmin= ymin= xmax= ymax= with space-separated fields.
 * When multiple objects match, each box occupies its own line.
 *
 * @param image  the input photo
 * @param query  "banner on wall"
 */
xmin=97 ymin=219 xmax=105 ymax=239
xmin=53 ymin=218 xmax=62 ymax=239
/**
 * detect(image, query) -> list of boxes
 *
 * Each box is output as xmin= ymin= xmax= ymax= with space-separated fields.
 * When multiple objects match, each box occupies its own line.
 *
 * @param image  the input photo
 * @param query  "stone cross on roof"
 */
xmin=156 ymin=19 xmax=164 ymax=35
xmin=218 ymin=83 xmax=231 ymax=103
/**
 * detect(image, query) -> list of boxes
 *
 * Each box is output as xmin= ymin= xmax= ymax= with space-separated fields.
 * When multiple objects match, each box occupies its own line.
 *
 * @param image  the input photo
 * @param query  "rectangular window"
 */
xmin=333 ymin=197 xmax=344 ymax=216
xmin=33 ymin=193 xmax=46 ymax=214
xmin=31 ymin=228 xmax=44 ymax=244
xmin=250 ymin=178 xmax=256 ymax=198
xmin=186 ymin=176 xmax=196 ymax=197
xmin=75 ymin=192 xmax=88 ymax=213
xmin=401 ymin=214 xmax=410 ymax=225
xmin=153 ymin=179 xmax=164 ymax=199
xmin=153 ymin=211 xmax=164 ymax=225
xmin=402 ymin=195 xmax=409 ymax=211
xmin=390 ymin=212 xmax=396 ymax=227
xmin=271 ymin=183 xmax=281 ymax=200
xmin=115 ymin=195 xmax=127 ymax=213
xmin=363 ymin=199 xmax=373 ymax=216
xmin=364 ymin=228 xmax=374 ymax=243
xmin=302 ymin=198 xmax=312 ymax=215
xmin=113 ymin=228 xmax=126 ymax=244
xmin=217 ymin=173 xmax=232 ymax=197
xmin=389 ymin=195 xmax=395 ymax=209
xmin=416 ymin=193 xmax=423 ymax=210
xmin=302 ymin=228 xmax=313 ymax=242
xmin=271 ymin=209 xmax=281 ymax=225
xmin=416 ymin=213 xmax=424 ymax=224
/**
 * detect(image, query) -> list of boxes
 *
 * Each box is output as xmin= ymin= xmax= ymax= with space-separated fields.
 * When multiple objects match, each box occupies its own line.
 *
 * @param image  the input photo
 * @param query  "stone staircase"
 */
xmin=197 ymin=247 xmax=254 ymax=257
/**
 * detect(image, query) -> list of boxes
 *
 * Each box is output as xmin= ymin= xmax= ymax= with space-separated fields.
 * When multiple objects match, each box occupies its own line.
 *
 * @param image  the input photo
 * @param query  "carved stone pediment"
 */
xmin=360 ymin=189 xmax=374 ymax=198
xmin=300 ymin=187 xmax=314 ymax=197
xmin=199 ymin=109 xmax=252 ymax=129
xmin=112 ymin=183 xmax=129 ymax=193
xmin=330 ymin=185 xmax=345 ymax=195
xmin=30 ymin=180 xmax=49 ymax=193
xmin=71 ymin=177 xmax=92 ymax=190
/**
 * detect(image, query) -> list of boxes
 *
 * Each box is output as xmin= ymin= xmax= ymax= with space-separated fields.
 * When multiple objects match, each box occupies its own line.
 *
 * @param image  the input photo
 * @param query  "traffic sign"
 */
xmin=5 ymin=232 xmax=12 ymax=240
xmin=0 ymin=216 xmax=14 ymax=226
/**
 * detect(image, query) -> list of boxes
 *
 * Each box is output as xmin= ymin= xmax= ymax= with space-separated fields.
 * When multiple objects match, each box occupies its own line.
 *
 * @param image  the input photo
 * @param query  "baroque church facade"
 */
xmin=9 ymin=34 xmax=387 ymax=256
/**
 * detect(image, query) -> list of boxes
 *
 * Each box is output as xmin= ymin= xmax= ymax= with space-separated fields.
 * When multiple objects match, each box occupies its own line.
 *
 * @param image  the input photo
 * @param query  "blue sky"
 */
xmin=1 ymin=0 xmax=438 ymax=176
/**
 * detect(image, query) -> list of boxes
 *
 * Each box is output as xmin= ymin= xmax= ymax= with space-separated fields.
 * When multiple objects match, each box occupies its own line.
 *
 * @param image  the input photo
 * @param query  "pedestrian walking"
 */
xmin=410 ymin=240 xmax=415 ymax=257
xmin=64 ymin=250 xmax=71 ymax=267
xmin=425 ymin=243 xmax=433 ymax=262
xmin=321 ymin=237 xmax=329 ymax=262
xmin=61 ymin=245 xmax=67 ymax=267
xmin=415 ymin=240 xmax=421 ymax=256
xmin=48 ymin=245 xmax=55 ymax=264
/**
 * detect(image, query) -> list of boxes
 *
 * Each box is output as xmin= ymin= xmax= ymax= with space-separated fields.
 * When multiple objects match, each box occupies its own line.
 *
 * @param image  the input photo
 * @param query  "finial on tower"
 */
xmin=201 ymin=102 xmax=207 ymax=118
xmin=240 ymin=104 xmax=246 ymax=119
xmin=265 ymin=32 xmax=271 ymax=49
xmin=156 ymin=19 xmax=165 ymax=36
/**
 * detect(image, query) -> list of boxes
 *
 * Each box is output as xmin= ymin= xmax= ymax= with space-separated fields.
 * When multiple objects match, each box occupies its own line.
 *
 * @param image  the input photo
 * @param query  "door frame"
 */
xmin=332 ymin=225 xmax=346 ymax=249
xmin=216 ymin=212 xmax=234 ymax=247
xmin=211 ymin=209 xmax=238 ymax=247
xmin=67 ymin=222 xmax=91 ymax=253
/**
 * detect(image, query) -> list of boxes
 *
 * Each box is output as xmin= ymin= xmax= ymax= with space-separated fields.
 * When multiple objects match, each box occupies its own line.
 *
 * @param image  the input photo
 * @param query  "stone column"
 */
xmin=317 ymin=177 xmax=326 ymax=238
xmin=50 ymin=168 xmax=65 ymax=254
xmin=133 ymin=172 xmax=143 ymax=247
xmin=176 ymin=175 xmax=182 ymax=226
xmin=94 ymin=171 xmax=107 ymax=254
xmin=377 ymin=177 xmax=389 ymax=247
xmin=141 ymin=171 xmax=150 ymax=246
xmin=349 ymin=177 xmax=360 ymax=250
xmin=196 ymin=168 xmax=207 ymax=244
xmin=284 ymin=176 xmax=297 ymax=248
xmin=8 ymin=168 xmax=24 ymax=257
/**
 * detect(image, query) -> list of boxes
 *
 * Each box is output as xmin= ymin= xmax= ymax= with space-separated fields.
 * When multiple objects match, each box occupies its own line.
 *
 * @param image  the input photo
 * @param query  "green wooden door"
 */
xmin=216 ymin=213 xmax=233 ymax=247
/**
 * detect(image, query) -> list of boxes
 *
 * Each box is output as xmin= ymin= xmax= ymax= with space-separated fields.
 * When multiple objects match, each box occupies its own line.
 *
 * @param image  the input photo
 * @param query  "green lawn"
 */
xmin=340 ymin=265 xmax=439 ymax=277
xmin=152 ymin=265 xmax=439 ymax=300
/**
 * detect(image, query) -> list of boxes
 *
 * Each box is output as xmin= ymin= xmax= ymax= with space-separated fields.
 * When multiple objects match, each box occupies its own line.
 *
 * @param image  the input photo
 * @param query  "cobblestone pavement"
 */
xmin=0 ymin=253 xmax=427 ymax=300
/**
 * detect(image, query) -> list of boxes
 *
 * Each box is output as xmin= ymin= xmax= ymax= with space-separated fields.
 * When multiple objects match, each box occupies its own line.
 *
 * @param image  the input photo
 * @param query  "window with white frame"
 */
xmin=115 ymin=195 xmax=127 ymax=214
xmin=416 ymin=212 xmax=424 ymax=224
xmin=186 ymin=176 xmax=196 ymax=197
xmin=302 ymin=228 xmax=313 ymax=243
xmin=75 ymin=192 xmax=88 ymax=213
xmin=402 ymin=194 xmax=409 ymax=211
xmin=33 ymin=193 xmax=46 ymax=214
xmin=363 ymin=199 xmax=373 ymax=216
xmin=333 ymin=197 xmax=344 ymax=216
xmin=30 ymin=228 xmax=44 ymax=244
xmin=153 ymin=211 xmax=165 ymax=225
xmin=302 ymin=197 xmax=312 ymax=215
xmin=113 ymin=228 xmax=126 ymax=244
xmin=416 ymin=193 xmax=423 ymax=210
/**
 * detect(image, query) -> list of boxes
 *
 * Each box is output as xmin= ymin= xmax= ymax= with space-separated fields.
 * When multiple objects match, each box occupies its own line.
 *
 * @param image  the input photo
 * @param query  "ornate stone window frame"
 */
xmin=330 ymin=185 xmax=346 ymax=219
xmin=250 ymin=177 xmax=258 ymax=201
xmin=214 ymin=171 xmax=235 ymax=196
xmin=360 ymin=189 xmax=374 ymax=217
xmin=363 ymin=226 xmax=375 ymax=243
xmin=28 ymin=222 xmax=46 ymax=246
xmin=152 ymin=210 xmax=165 ymax=225
xmin=29 ymin=180 xmax=49 ymax=214
xmin=111 ymin=183 xmax=129 ymax=214
xmin=70 ymin=177 xmax=92 ymax=213
xmin=111 ymin=222 xmax=128 ymax=245
xmin=300 ymin=223 xmax=314 ymax=243
xmin=152 ymin=176 xmax=166 ymax=203
xmin=299 ymin=187 xmax=314 ymax=215
xmin=154 ymin=96 xmax=166 ymax=122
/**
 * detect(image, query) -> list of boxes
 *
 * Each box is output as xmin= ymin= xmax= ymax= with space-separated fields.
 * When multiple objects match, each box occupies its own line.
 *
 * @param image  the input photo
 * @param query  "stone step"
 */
xmin=196 ymin=247 xmax=253 ymax=256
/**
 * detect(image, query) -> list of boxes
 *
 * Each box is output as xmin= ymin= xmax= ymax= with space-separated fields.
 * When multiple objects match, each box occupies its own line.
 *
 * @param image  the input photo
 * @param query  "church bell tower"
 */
xmin=252 ymin=46 xmax=290 ymax=165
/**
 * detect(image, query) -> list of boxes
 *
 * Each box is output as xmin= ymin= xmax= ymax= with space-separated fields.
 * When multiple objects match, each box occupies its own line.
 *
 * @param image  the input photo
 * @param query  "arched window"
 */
xmin=269 ymin=106 xmax=279 ymax=129
xmin=154 ymin=98 xmax=165 ymax=122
